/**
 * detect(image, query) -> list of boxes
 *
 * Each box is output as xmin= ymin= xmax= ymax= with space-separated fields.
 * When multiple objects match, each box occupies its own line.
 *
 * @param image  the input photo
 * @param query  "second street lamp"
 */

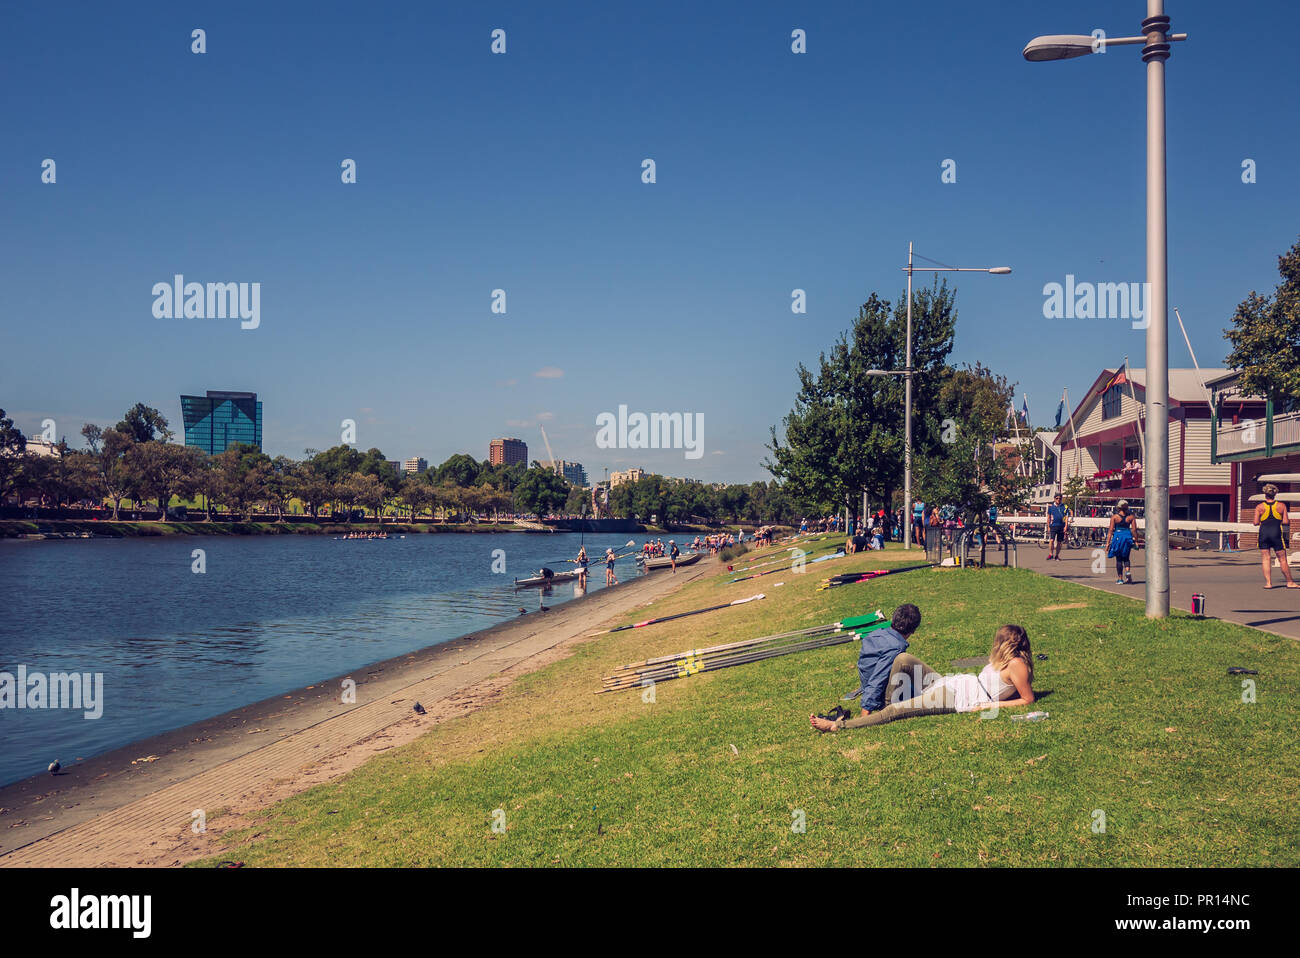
xmin=894 ymin=244 xmax=1012 ymax=550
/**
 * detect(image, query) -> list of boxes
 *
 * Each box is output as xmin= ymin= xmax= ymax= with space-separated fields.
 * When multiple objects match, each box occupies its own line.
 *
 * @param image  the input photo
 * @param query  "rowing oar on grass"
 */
xmin=730 ymin=548 xmax=827 ymax=574
xmin=729 ymin=550 xmax=845 ymax=583
xmin=816 ymin=563 xmax=932 ymax=592
xmin=599 ymin=611 xmax=891 ymax=692
xmin=586 ymin=593 xmax=766 ymax=636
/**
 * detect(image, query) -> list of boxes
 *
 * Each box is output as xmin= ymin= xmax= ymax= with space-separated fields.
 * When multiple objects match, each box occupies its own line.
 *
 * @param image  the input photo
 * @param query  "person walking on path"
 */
xmin=1046 ymin=493 xmax=1070 ymax=560
xmin=1105 ymin=500 xmax=1137 ymax=585
xmin=1253 ymin=483 xmax=1298 ymax=590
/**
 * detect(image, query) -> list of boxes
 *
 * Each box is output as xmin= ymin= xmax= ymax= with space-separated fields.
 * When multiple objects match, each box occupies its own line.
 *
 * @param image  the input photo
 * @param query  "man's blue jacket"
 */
xmin=855 ymin=626 xmax=909 ymax=711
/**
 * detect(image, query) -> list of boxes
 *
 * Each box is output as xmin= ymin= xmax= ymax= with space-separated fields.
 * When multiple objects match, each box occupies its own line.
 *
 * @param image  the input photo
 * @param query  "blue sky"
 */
xmin=3 ymin=0 xmax=1297 ymax=483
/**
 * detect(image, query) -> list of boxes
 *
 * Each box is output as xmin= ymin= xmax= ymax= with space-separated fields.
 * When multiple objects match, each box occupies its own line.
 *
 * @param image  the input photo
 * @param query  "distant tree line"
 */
xmin=0 ymin=406 xmax=811 ymax=526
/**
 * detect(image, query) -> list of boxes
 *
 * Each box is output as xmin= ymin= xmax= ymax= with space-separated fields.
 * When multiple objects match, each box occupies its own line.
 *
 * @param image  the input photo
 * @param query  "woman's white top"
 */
xmin=943 ymin=663 xmax=1017 ymax=713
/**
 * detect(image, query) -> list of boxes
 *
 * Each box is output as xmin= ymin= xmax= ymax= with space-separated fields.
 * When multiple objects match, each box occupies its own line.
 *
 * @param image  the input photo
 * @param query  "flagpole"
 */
xmin=1064 ymin=387 xmax=1082 ymax=481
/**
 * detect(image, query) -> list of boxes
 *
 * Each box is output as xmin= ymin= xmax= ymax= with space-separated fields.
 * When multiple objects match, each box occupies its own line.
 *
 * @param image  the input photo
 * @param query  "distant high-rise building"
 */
xmin=489 ymin=437 xmax=528 ymax=467
xmin=386 ymin=460 xmax=403 ymax=475
xmin=181 ymin=390 xmax=262 ymax=456
xmin=539 ymin=459 xmax=588 ymax=486
xmin=403 ymin=456 xmax=428 ymax=474
xmin=610 ymin=467 xmax=645 ymax=487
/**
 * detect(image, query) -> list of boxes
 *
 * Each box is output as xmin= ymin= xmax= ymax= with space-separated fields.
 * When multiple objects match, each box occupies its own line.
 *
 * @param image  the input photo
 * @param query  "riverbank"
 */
xmin=183 ymin=536 xmax=1297 ymax=867
xmin=0 ymin=557 xmax=714 ymax=865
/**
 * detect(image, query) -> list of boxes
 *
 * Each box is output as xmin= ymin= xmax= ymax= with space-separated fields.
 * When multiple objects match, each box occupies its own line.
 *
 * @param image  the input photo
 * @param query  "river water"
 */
xmin=0 ymin=531 xmax=658 ymax=786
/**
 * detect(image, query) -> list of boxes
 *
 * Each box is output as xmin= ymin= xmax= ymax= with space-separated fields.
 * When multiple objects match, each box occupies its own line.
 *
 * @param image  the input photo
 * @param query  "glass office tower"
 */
xmin=181 ymin=391 xmax=263 ymax=455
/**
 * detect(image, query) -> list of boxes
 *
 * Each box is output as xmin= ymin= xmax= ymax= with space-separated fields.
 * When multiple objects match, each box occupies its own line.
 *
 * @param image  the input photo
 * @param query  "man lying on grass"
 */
xmin=810 ymin=623 xmax=1036 ymax=730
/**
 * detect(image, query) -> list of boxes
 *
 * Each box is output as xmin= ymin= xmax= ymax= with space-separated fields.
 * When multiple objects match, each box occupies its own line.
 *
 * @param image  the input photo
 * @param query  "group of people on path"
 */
xmin=1047 ymin=484 xmax=1296 ymax=590
xmin=693 ymin=533 xmax=736 ymax=555
xmin=798 ymin=515 xmax=844 ymax=535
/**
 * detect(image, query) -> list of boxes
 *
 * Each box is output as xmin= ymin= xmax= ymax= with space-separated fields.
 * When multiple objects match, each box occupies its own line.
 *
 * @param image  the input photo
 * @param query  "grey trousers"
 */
xmin=841 ymin=652 xmax=957 ymax=728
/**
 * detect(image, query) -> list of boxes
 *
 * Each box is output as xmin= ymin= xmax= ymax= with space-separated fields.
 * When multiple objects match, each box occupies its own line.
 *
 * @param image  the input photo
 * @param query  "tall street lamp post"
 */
xmin=877 ymin=244 xmax=1011 ymax=549
xmin=1023 ymin=1 xmax=1187 ymax=617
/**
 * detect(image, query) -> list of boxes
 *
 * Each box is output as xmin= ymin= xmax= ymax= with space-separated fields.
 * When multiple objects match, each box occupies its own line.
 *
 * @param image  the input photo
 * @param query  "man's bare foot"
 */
xmin=1287 ymin=582 xmax=1300 ymax=589
xmin=809 ymin=714 xmax=841 ymax=732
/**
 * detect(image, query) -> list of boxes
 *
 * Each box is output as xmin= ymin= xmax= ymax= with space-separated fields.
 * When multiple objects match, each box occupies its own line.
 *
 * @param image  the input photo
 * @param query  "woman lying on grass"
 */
xmin=810 ymin=624 xmax=1035 ymax=731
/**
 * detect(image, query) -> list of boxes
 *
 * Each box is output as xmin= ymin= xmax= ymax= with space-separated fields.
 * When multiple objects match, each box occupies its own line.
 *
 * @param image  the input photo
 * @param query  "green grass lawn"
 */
xmin=194 ymin=534 xmax=1300 ymax=866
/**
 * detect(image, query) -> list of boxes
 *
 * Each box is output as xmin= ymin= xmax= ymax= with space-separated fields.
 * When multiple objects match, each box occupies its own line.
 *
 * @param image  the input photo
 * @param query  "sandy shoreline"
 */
xmin=0 ymin=560 xmax=712 ymax=866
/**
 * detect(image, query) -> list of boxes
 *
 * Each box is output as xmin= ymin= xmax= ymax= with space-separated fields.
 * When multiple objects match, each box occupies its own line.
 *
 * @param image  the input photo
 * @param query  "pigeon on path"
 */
xmin=412 ymin=702 xmax=427 ymax=715
xmin=48 ymin=761 xmax=61 ymax=776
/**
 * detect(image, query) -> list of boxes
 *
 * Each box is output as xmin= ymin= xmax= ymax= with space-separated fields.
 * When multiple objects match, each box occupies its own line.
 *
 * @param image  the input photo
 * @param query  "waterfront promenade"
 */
xmin=0 ymin=560 xmax=711 ymax=866
xmin=1013 ymin=544 xmax=1300 ymax=641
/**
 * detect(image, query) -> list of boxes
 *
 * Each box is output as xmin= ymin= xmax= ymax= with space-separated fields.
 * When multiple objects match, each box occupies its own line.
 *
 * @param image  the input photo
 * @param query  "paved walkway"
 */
xmin=0 ymin=562 xmax=711 ymax=866
xmin=1011 ymin=540 xmax=1300 ymax=640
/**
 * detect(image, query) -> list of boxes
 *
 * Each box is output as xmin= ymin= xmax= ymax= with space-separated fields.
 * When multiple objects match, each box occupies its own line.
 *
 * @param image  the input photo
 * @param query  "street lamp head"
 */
xmin=1022 ymin=34 xmax=1097 ymax=61
xmin=988 ymin=267 xmax=1012 ymax=274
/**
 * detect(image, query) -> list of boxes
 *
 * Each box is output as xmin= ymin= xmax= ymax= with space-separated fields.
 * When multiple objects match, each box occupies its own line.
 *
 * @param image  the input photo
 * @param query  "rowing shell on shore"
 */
xmin=514 ymin=569 xmax=583 ymax=589
xmin=642 ymin=552 xmax=702 ymax=571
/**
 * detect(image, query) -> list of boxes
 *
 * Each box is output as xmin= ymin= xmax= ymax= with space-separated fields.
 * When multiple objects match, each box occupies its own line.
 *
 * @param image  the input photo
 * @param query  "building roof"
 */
xmin=1119 ymin=368 xmax=1222 ymax=403
xmin=1055 ymin=367 xmax=1224 ymax=446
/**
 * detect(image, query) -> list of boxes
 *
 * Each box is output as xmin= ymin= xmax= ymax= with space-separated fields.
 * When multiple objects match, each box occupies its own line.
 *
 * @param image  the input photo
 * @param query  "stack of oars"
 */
xmin=599 ymin=612 xmax=891 ymax=693
xmin=816 ymin=563 xmax=932 ymax=592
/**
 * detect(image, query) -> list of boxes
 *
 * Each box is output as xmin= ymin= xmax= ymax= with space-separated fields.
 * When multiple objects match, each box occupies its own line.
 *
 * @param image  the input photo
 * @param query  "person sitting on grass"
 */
xmin=837 ymin=603 xmax=923 ymax=720
xmin=810 ymin=624 xmax=1035 ymax=730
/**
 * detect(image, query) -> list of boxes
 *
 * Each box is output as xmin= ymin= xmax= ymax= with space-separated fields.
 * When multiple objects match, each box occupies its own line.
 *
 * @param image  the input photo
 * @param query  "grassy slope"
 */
xmin=195 ymin=535 xmax=1299 ymax=866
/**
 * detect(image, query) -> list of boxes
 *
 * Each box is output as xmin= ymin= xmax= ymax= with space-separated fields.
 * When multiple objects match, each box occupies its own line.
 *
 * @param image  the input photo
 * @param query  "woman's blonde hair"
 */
xmin=990 ymin=624 xmax=1033 ymax=683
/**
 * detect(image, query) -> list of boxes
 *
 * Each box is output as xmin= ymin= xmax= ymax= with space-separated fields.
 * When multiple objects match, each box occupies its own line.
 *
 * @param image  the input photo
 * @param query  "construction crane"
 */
xmin=539 ymin=424 xmax=561 ymax=476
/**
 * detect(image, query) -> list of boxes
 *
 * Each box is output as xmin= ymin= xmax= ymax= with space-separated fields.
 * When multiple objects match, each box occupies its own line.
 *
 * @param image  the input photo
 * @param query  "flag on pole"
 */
xmin=1101 ymin=366 xmax=1128 ymax=393
xmin=1054 ymin=396 xmax=1065 ymax=430
xmin=1021 ymin=395 xmax=1030 ymax=425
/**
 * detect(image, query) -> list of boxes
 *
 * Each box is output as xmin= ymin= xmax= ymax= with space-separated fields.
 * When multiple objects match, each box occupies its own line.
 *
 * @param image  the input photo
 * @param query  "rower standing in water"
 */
xmin=604 ymin=547 xmax=618 ymax=586
xmin=576 ymin=546 xmax=589 ymax=589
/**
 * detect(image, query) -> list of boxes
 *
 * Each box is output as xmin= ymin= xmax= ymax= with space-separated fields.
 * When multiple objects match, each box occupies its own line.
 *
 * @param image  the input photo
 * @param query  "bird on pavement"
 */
xmin=48 ymin=760 xmax=61 ymax=775
xmin=412 ymin=702 xmax=426 ymax=715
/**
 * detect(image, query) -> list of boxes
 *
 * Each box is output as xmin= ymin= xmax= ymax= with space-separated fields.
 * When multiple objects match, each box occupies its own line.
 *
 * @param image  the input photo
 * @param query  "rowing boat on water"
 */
xmin=514 ymin=569 xmax=582 ymax=589
xmin=643 ymin=552 xmax=702 ymax=571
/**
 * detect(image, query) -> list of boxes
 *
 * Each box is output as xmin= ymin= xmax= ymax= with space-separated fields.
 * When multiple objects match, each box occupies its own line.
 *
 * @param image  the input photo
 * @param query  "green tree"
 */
xmin=512 ymin=467 xmax=569 ymax=520
xmin=115 ymin=403 xmax=172 ymax=444
xmin=435 ymin=453 xmax=482 ymax=488
xmin=212 ymin=444 xmax=270 ymax=518
xmin=127 ymin=441 xmax=205 ymax=519
xmin=1224 ymin=234 xmax=1300 ymax=403
xmin=767 ymin=284 xmax=956 ymax=526
xmin=0 ymin=410 xmax=28 ymax=500
xmin=81 ymin=423 xmax=134 ymax=519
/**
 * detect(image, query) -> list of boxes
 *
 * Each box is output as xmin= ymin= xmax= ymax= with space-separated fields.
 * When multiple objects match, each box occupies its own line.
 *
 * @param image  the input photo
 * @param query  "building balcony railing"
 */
xmin=1216 ymin=418 xmax=1268 ymax=456
xmin=1274 ymin=409 xmax=1300 ymax=449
